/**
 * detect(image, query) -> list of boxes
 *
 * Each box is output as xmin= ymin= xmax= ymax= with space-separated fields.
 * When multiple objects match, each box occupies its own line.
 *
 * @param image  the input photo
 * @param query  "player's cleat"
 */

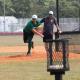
xmin=26 ymin=52 xmax=31 ymax=56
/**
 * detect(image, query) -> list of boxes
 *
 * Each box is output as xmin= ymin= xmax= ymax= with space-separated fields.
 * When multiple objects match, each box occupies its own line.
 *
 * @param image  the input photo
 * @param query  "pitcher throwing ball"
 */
xmin=23 ymin=15 xmax=43 ymax=56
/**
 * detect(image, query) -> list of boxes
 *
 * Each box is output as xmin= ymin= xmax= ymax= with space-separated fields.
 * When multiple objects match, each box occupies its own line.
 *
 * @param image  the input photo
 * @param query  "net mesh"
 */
xmin=47 ymin=39 xmax=69 ymax=71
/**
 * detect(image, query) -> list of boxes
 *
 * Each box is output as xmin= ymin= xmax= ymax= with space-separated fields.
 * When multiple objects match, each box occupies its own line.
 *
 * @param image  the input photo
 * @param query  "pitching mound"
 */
xmin=0 ymin=46 xmax=80 ymax=62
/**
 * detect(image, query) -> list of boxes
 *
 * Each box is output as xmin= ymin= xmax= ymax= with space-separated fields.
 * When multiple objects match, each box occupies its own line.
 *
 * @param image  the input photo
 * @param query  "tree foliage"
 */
xmin=0 ymin=0 xmax=79 ymax=18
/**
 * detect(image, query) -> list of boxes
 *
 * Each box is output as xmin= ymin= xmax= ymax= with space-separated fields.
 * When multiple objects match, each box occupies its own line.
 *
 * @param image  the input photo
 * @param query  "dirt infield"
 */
xmin=0 ymin=46 xmax=80 ymax=62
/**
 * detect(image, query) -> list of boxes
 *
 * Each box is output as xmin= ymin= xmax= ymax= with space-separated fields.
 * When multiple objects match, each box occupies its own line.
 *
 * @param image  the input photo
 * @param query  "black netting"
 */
xmin=58 ymin=0 xmax=80 ymax=32
xmin=47 ymin=39 xmax=69 ymax=72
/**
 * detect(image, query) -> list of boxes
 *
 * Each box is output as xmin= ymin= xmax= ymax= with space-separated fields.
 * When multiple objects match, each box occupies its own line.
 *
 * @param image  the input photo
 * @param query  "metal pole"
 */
xmin=55 ymin=0 xmax=59 ymax=51
xmin=55 ymin=74 xmax=62 ymax=80
xmin=4 ymin=0 xmax=5 ymax=32
xmin=55 ymin=0 xmax=59 ymax=39
xmin=79 ymin=5 xmax=80 ymax=31
xmin=56 ymin=0 xmax=59 ymax=25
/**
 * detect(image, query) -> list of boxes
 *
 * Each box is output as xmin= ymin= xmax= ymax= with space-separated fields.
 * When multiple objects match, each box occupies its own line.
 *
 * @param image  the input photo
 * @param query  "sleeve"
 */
xmin=37 ymin=21 xmax=41 ymax=26
xmin=40 ymin=18 xmax=45 ymax=23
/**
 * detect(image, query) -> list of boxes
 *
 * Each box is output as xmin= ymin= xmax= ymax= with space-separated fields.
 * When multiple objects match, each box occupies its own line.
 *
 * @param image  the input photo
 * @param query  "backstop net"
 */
xmin=58 ymin=0 xmax=80 ymax=53
xmin=58 ymin=0 xmax=80 ymax=32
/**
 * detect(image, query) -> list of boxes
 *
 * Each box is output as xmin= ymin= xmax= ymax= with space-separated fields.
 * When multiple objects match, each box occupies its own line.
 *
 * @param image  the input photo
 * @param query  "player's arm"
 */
xmin=40 ymin=18 xmax=45 ymax=23
xmin=35 ymin=21 xmax=43 ymax=33
xmin=32 ymin=28 xmax=44 ymax=38
xmin=54 ymin=18 xmax=62 ymax=33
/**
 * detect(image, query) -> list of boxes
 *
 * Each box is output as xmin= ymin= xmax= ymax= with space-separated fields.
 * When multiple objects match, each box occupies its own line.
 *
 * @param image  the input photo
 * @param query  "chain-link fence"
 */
xmin=0 ymin=0 xmax=80 ymax=32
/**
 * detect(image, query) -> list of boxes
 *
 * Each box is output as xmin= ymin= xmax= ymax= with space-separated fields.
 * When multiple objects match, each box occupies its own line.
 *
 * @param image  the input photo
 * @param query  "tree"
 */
xmin=0 ymin=0 xmax=79 ymax=18
xmin=0 ymin=1 xmax=4 ymax=15
xmin=11 ymin=0 xmax=31 ymax=18
xmin=59 ymin=0 xmax=80 ymax=17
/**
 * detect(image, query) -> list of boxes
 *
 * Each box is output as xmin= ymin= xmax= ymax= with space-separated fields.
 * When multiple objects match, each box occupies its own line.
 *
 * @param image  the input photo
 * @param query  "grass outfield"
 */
xmin=0 ymin=35 xmax=80 ymax=53
xmin=0 ymin=59 xmax=80 ymax=80
xmin=0 ymin=35 xmax=80 ymax=80
xmin=0 ymin=35 xmax=43 ymax=46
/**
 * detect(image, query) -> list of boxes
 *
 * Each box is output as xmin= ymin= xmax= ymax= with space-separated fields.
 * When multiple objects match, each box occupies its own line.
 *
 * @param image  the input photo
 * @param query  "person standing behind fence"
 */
xmin=23 ymin=14 xmax=44 ymax=56
xmin=40 ymin=11 xmax=61 ymax=66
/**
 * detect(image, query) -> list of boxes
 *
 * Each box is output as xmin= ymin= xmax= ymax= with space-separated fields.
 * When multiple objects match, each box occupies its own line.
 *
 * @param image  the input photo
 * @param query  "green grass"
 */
xmin=0 ymin=59 xmax=80 ymax=80
xmin=0 ymin=61 xmax=53 ymax=80
xmin=63 ymin=59 xmax=80 ymax=80
xmin=0 ymin=35 xmax=80 ymax=54
xmin=0 ymin=52 xmax=24 ymax=56
xmin=0 ymin=35 xmax=80 ymax=80
xmin=0 ymin=35 xmax=23 ymax=46
xmin=0 ymin=35 xmax=43 ymax=46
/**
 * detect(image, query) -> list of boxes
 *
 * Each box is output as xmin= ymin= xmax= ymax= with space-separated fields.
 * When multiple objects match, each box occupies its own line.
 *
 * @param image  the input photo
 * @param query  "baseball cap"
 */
xmin=32 ymin=15 xmax=38 ymax=19
xmin=49 ymin=11 xmax=53 ymax=15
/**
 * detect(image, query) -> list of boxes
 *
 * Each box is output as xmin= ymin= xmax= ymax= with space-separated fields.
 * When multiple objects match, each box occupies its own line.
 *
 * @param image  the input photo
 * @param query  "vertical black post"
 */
xmin=79 ymin=5 xmax=80 ymax=31
xmin=55 ymin=74 xmax=62 ymax=80
xmin=56 ymin=0 xmax=59 ymax=25
xmin=55 ymin=0 xmax=59 ymax=51
xmin=55 ymin=0 xmax=59 ymax=38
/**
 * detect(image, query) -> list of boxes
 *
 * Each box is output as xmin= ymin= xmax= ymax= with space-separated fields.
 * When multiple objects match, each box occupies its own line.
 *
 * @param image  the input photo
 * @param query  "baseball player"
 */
xmin=23 ymin=14 xmax=43 ymax=56
xmin=40 ymin=11 xmax=61 ymax=66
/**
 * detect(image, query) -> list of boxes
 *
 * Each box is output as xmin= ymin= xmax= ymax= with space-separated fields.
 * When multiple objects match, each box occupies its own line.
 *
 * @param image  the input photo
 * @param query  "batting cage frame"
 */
xmin=45 ymin=39 xmax=69 ymax=80
xmin=55 ymin=0 xmax=80 ymax=54
xmin=46 ymin=1 xmax=80 ymax=80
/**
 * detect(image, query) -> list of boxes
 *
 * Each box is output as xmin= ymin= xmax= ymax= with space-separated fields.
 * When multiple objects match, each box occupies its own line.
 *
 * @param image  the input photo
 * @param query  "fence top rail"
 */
xmin=44 ymin=39 xmax=68 ymax=42
xmin=60 ymin=31 xmax=80 ymax=35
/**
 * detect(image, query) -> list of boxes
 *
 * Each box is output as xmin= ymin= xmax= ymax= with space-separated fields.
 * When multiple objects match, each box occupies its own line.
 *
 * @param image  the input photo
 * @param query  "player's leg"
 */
xmin=44 ymin=42 xmax=50 ymax=70
xmin=27 ymin=35 xmax=34 ymax=55
xmin=44 ymin=42 xmax=53 ymax=70
xmin=23 ymin=31 xmax=34 ymax=55
xmin=27 ymin=42 xmax=32 ymax=55
xmin=23 ymin=31 xmax=27 ymax=43
xmin=43 ymin=33 xmax=53 ymax=69
xmin=48 ymin=42 xmax=53 ymax=65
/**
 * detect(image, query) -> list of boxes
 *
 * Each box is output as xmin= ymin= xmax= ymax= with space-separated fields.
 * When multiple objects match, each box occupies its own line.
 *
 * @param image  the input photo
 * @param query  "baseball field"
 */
xmin=0 ymin=35 xmax=80 ymax=80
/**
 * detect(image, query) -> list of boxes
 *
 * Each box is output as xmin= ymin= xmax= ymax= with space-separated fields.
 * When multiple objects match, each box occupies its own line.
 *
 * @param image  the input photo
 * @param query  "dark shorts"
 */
xmin=43 ymin=33 xmax=53 ymax=42
xmin=23 ymin=31 xmax=34 ymax=43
